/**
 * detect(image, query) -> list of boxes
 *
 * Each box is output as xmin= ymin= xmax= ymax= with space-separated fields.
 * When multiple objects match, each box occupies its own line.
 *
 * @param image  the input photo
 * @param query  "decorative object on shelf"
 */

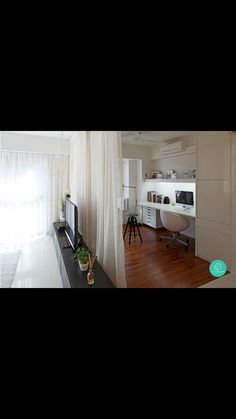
xmin=157 ymin=171 xmax=164 ymax=179
xmin=165 ymin=170 xmax=171 ymax=179
xmin=190 ymin=169 xmax=196 ymax=179
xmin=166 ymin=169 xmax=176 ymax=179
xmin=171 ymin=170 xmax=178 ymax=179
xmin=157 ymin=195 xmax=163 ymax=203
xmin=74 ymin=247 xmax=90 ymax=271
xmin=163 ymin=196 xmax=170 ymax=204
xmin=145 ymin=178 xmax=196 ymax=183
xmin=87 ymin=254 xmax=96 ymax=286
xmin=184 ymin=170 xmax=190 ymax=179
xmin=87 ymin=270 xmax=95 ymax=286
xmin=152 ymin=171 xmax=164 ymax=179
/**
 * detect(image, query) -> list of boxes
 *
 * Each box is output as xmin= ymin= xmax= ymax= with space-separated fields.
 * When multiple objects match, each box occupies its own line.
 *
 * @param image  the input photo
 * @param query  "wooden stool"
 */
xmin=123 ymin=213 xmax=143 ymax=244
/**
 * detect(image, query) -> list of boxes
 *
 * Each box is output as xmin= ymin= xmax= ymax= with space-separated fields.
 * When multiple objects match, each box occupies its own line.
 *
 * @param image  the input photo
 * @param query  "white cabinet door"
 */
xmin=197 ymin=180 xmax=230 ymax=225
xmin=197 ymin=131 xmax=230 ymax=180
xmin=231 ymin=135 xmax=236 ymax=272
xmin=197 ymin=226 xmax=230 ymax=267
xmin=60 ymin=256 xmax=71 ymax=289
xmin=196 ymin=131 xmax=231 ymax=270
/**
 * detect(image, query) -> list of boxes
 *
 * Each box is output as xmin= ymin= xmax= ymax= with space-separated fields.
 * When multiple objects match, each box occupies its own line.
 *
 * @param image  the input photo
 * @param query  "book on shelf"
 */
xmin=147 ymin=191 xmax=158 ymax=203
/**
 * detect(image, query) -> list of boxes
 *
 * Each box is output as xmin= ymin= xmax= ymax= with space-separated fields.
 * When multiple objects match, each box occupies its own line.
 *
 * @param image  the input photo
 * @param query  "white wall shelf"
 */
xmin=145 ymin=178 xmax=196 ymax=183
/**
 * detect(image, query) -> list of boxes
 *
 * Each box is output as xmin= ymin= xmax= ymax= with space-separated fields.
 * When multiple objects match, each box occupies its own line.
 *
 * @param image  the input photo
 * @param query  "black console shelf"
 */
xmin=52 ymin=222 xmax=115 ymax=288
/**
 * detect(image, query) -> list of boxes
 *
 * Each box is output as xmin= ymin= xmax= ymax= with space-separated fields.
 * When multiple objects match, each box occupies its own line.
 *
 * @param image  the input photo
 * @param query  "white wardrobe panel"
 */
xmin=197 ymin=218 xmax=231 ymax=236
xmin=197 ymin=227 xmax=230 ymax=267
xmin=231 ymin=136 xmax=236 ymax=272
xmin=197 ymin=180 xmax=230 ymax=225
xmin=196 ymin=131 xmax=231 ymax=270
xmin=197 ymin=131 xmax=230 ymax=180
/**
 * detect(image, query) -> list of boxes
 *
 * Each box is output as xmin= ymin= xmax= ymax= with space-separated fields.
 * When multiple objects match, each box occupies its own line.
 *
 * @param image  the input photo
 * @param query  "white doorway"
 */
xmin=122 ymin=159 xmax=142 ymax=223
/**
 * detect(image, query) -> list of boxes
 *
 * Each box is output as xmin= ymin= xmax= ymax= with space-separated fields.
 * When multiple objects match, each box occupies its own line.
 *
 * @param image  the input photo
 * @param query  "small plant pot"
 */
xmin=79 ymin=261 xmax=89 ymax=271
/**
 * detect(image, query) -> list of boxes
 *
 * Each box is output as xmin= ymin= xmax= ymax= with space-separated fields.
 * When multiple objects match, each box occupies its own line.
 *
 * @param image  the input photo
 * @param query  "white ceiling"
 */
xmin=122 ymin=131 xmax=194 ymax=146
xmin=2 ymin=131 xmax=74 ymax=139
xmin=1 ymin=131 xmax=194 ymax=145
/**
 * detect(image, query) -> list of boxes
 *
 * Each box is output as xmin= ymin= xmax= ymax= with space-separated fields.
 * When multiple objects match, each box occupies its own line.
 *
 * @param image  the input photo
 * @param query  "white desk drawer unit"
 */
xmin=143 ymin=206 xmax=163 ymax=229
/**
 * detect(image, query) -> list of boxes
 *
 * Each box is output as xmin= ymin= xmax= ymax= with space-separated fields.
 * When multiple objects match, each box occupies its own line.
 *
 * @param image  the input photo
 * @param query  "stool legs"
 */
xmin=129 ymin=217 xmax=133 ymax=244
xmin=134 ymin=216 xmax=143 ymax=243
xmin=123 ymin=216 xmax=143 ymax=244
xmin=123 ymin=216 xmax=131 ymax=239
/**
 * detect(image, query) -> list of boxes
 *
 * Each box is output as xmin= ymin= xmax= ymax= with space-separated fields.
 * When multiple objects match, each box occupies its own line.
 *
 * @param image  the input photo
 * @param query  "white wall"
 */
xmin=122 ymin=144 xmax=152 ymax=179
xmin=142 ymin=181 xmax=196 ymax=205
xmin=150 ymin=135 xmax=196 ymax=178
xmin=0 ymin=132 xmax=70 ymax=155
xmin=151 ymin=154 xmax=196 ymax=179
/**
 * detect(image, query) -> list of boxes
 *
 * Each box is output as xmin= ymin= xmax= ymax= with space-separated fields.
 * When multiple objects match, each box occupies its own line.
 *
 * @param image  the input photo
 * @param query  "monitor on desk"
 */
xmin=175 ymin=191 xmax=194 ymax=207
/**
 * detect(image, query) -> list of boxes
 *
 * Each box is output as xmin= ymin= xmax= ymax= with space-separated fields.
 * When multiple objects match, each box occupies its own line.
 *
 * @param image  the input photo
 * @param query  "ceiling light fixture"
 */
xmin=134 ymin=131 xmax=145 ymax=142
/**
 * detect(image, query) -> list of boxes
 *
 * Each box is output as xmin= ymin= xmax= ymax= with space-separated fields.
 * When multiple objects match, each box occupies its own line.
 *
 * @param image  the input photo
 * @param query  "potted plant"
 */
xmin=58 ymin=198 xmax=65 ymax=221
xmin=58 ymin=190 xmax=71 ymax=221
xmin=74 ymin=248 xmax=90 ymax=271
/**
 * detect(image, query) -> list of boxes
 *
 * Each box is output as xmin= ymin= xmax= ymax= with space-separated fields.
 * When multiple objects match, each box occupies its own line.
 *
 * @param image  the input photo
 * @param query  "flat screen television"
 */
xmin=175 ymin=190 xmax=194 ymax=207
xmin=64 ymin=198 xmax=79 ymax=250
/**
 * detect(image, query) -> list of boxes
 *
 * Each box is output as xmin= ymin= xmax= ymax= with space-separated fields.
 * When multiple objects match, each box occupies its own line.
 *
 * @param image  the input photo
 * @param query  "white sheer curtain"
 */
xmin=70 ymin=131 xmax=126 ymax=288
xmin=0 ymin=151 xmax=69 ymax=245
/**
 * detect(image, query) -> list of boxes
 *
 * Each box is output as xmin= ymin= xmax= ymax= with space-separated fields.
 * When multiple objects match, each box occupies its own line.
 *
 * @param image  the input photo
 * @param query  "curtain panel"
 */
xmin=0 ymin=151 xmax=69 ymax=245
xmin=70 ymin=131 xmax=126 ymax=288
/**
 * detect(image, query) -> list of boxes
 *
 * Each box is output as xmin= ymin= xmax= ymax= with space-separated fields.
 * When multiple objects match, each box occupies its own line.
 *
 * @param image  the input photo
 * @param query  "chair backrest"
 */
xmin=160 ymin=210 xmax=190 ymax=233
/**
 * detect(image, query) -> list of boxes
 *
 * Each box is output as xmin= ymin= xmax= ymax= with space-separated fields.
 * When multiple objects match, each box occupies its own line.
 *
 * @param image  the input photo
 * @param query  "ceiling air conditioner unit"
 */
xmin=160 ymin=140 xmax=185 ymax=156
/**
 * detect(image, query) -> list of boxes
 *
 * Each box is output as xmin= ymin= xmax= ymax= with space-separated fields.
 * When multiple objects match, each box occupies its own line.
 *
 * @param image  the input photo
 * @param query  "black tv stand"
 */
xmin=52 ymin=222 xmax=115 ymax=288
xmin=59 ymin=236 xmax=72 ymax=249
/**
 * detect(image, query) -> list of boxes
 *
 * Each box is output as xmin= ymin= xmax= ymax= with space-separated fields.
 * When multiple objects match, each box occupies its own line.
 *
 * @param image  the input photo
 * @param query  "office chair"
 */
xmin=159 ymin=210 xmax=190 ymax=248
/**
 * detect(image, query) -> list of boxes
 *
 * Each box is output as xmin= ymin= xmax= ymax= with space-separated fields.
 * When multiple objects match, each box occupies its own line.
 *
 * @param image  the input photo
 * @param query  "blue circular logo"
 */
xmin=209 ymin=259 xmax=227 ymax=278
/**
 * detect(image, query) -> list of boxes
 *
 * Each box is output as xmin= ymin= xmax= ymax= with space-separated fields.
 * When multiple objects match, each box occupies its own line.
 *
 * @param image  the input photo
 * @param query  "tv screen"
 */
xmin=64 ymin=198 xmax=79 ymax=250
xmin=175 ymin=191 xmax=194 ymax=207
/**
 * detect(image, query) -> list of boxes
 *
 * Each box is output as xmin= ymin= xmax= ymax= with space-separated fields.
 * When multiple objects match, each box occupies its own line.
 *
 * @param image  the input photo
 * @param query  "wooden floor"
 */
xmin=124 ymin=225 xmax=214 ymax=288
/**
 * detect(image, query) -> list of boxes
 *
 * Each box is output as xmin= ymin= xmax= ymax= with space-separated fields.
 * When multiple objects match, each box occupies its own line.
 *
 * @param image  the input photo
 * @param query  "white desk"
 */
xmin=137 ymin=202 xmax=196 ymax=219
xmin=137 ymin=202 xmax=196 ymax=237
